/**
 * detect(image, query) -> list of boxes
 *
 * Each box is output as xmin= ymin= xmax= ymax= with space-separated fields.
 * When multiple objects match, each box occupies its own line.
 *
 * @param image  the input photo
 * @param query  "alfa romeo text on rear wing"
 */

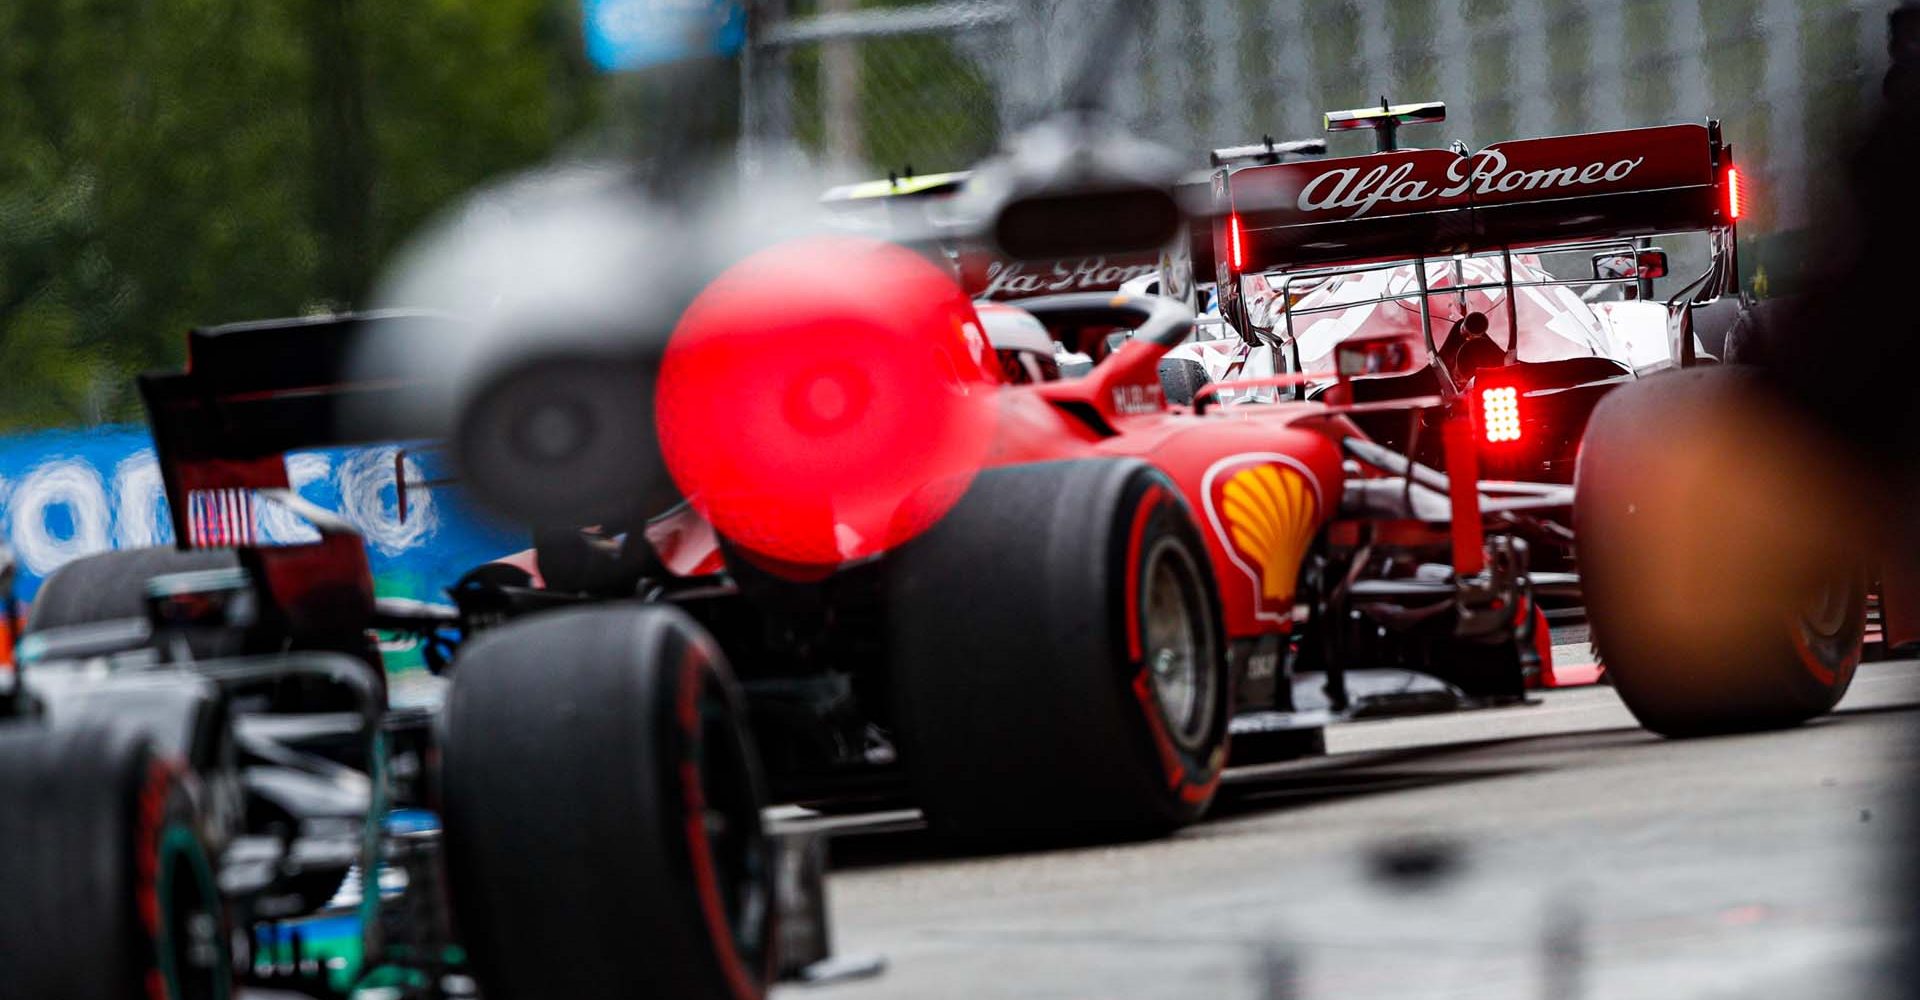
xmin=1208 ymin=122 xmax=1741 ymax=334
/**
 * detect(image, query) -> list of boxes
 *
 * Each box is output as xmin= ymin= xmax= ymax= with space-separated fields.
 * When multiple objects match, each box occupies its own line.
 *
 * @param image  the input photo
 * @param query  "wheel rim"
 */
xmin=1790 ymin=568 xmax=1862 ymax=689
xmin=1142 ymin=538 xmax=1216 ymax=750
xmin=697 ymin=682 xmax=771 ymax=979
xmin=155 ymin=826 xmax=229 ymax=1000
xmin=1800 ymin=574 xmax=1852 ymax=640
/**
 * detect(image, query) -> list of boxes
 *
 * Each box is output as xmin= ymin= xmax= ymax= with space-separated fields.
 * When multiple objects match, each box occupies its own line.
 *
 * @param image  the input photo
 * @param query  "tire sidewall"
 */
xmin=1780 ymin=568 xmax=1867 ymax=711
xmin=650 ymin=631 xmax=775 ymax=1000
xmin=137 ymin=758 xmax=232 ymax=1000
xmin=1106 ymin=471 xmax=1231 ymax=823
xmin=886 ymin=458 xmax=1232 ymax=840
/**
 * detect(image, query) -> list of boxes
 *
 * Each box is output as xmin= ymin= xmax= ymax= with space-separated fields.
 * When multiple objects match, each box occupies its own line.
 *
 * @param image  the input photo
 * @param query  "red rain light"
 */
xmin=1229 ymin=213 xmax=1245 ymax=271
xmin=1478 ymin=385 xmax=1523 ymax=444
xmin=656 ymin=237 xmax=999 ymax=570
xmin=1725 ymin=166 xmax=1744 ymax=221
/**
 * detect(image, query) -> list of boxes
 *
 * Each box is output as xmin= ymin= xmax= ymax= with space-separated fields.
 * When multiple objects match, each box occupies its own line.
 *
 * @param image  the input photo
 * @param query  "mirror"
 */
xmin=1335 ymin=336 xmax=1419 ymax=377
xmin=1591 ymin=248 xmax=1669 ymax=281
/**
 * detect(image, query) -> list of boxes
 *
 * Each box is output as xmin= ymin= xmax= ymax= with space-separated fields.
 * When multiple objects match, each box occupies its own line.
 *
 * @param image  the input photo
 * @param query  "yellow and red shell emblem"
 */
xmin=1203 ymin=456 xmax=1321 ymax=622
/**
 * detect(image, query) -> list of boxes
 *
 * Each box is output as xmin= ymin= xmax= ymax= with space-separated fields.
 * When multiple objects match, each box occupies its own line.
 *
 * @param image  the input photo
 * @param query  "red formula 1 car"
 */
xmin=0 ymin=312 xmax=853 ymax=1000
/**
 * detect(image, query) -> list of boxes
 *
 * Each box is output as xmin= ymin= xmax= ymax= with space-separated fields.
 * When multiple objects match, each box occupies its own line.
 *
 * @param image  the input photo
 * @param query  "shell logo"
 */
xmin=1203 ymin=456 xmax=1322 ymax=622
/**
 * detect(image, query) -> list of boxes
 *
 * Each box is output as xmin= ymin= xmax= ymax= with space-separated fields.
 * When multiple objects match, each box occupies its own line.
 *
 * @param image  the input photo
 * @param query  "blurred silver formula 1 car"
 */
xmin=0 ymin=313 xmax=851 ymax=1000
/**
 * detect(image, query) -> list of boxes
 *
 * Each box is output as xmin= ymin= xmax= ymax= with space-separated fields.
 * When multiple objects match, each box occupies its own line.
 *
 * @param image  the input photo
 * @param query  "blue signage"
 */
xmin=0 ymin=425 xmax=524 ymax=610
xmin=581 ymin=0 xmax=747 ymax=72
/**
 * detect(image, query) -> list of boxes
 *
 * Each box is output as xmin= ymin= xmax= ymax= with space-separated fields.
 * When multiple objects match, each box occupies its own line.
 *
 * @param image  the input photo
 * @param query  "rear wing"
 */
xmin=138 ymin=310 xmax=461 ymax=546
xmin=819 ymin=170 xmax=971 ymax=205
xmin=818 ymin=170 xmax=973 ymax=250
xmin=955 ymin=244 xmax=1163 ymax=301
xmin=1213 ymin=122 xmax=1733 ymax=270
xmin=1209 ymin=121 xmax=1738 ymax=335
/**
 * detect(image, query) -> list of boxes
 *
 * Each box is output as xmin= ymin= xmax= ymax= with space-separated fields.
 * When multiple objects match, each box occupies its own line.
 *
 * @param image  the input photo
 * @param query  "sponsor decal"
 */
xmin=1201 ymin=454 xmax=1322 ymax=623
xmin=1298 ymin=147 xmax=1646 ymax=219
xmin=1110 ymin=382 xmax=1164 ymax=416
xmin=981 ymin=257 xmax=1159 ymax=299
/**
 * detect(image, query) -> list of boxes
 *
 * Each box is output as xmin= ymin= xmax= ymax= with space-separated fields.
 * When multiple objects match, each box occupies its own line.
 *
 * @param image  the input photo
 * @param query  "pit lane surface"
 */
xmin=785 ymin=660 xmax=1920 ymax=1000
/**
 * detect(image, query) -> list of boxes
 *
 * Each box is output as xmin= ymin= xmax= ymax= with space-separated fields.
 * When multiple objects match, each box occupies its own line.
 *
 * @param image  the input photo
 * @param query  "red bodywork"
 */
xmin=648 ymin=233 xmax=1353 ymax=644
xmin=994 ymin=341 xmax=1347 ymax=640
xmin=654 ymin=303 xmax=1348 ymax=642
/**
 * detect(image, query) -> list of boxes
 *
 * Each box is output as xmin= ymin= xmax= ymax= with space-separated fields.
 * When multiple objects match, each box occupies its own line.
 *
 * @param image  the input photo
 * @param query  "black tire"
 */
xmin=27 ymin=548 xmax=241 ymax=633
xmin=441 ymin=605 xmax=774 ymax=1000
xmin=1157 ymin=357 xmax=1213 ymax=406
xmin=0 ymin=717 xmax=232 ymax=1000
xmin=1688 ymin=298 xmax=1745 ymax=360
xmin=1720 ymin=297 xmax=1799 ymax=367
xmin=1574 ymin=367 xmax=1867 ymax=736
xmin=889 ymin=458 xmax=1230 ymax=842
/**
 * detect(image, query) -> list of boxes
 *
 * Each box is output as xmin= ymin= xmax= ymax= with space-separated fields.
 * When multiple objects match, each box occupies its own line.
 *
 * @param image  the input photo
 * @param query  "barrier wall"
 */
xmin=0 ymin=425 xmax=523 ymax=609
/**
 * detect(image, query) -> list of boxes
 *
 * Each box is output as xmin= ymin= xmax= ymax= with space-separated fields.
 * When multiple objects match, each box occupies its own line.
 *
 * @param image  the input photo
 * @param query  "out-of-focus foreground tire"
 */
xmin=890 ymin=458 xmax=1230 ymax=843
xmin=441 ymin=605 xmax=774 ymax=1000
xmin=1574 ymin=366 xmax=1868 ymax=736
xmin=0 ymin=717 xmax=232 ymax=1000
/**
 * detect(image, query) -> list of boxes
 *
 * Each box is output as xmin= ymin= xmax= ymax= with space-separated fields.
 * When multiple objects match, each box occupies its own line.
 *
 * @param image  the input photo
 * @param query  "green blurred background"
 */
xmin=0 ymin=0 xmax=612 ymax=430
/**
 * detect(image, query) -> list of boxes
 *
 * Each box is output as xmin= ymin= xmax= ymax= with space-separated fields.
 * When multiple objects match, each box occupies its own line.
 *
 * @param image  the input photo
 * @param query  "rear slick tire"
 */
xmin=1574 ymin=366 xmax=1867 ymax=737
xmin=890 ymin=459 xmax=1231 ymax=844
xmin=441 ymin=605 xmax=774 ymax=1000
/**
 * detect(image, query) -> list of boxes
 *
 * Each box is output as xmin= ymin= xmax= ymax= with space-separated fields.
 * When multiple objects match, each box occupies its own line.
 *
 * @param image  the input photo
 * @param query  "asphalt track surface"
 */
xmin=784 ymin=660 xmax=1920 ymax=1000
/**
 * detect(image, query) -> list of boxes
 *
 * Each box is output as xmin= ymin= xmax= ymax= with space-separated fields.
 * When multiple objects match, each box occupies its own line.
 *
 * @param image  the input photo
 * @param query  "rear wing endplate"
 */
xmin=139 ymin=310 xmax=462 ymax=547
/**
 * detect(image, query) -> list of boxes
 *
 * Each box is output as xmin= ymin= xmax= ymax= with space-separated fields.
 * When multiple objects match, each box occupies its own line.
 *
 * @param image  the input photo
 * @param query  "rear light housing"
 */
xmin=1725 ymin=166 xmax=1744 ymax=221
xmin=1228 ymin=213 xmax=1245 ymax=272
xmin=1475 ymin=384 xmax=1523 ymax=445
